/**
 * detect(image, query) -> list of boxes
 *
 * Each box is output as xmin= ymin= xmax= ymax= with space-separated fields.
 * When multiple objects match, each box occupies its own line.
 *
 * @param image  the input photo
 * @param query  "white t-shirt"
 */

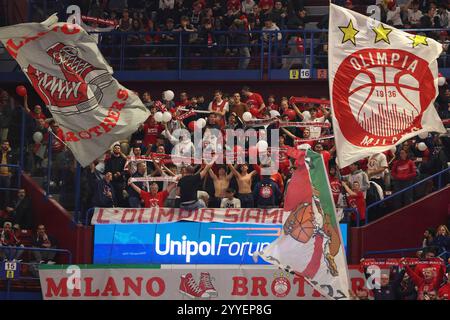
xmin=407 ymin=9 xmax=423 ymax=25
xmin=386 ymin=7 xmax=403 ymax=26
xmin=220 ymin=198 xmax=241 ymax=208
xmin=305 ymin=116 xmax=327 ymax=139
xmin=367 ymin=153 xmax=388 ymax=180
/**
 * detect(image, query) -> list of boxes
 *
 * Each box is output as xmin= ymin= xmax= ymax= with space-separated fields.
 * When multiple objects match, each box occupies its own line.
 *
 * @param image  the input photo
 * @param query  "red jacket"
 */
xmin=391 ymin=159 xmax=416 ymax=181
xmin=405 ymin=264 xmax=444 ymax=300
xmin=439 ymin=283 xmax=450 ymax=300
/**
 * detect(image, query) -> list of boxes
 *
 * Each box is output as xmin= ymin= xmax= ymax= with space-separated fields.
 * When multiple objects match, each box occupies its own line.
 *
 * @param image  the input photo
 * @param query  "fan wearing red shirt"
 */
xmin=44 ymin=121 xmax=65 ymax=153
xmin=242 ymin=86 xmax=266 ymax=114
xmin=143 ymin=116 xmax=163 ymax=150
xmin=439 ymin=277 xmax=450 ymax=300
xmin=313 ymin=143 xmax=333 ymax=172
xmin=342 ymin=180 xmax=366 ymax=222
xmin=208 ymin=90 xmax=229 ymax=129
xmin=328 ymin=166 xmax=342 ymax=204
xmin=128 ymin=181 xmax=177 ymax=207
xmin=227 ymin=0 xmax=241 ymax=10
xmin=259 ymin=0 xmax=274 ymax=10
xmin=23 ymin=95 xmax=46 ymax=120
xmin=176 ymin=92 xmax=190 ymax=108
xmin=401 ymin=258 xmax=445 ymax=300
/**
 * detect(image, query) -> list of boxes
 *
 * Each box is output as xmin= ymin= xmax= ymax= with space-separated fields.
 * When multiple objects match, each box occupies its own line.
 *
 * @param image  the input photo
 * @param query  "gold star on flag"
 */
xmin=373 ymin=24 xmax=393 ymax=44
xmin=408 ymin=34 xmax=428 ymax=48
xmin=339 ymin=20 xmax=359 ymax=45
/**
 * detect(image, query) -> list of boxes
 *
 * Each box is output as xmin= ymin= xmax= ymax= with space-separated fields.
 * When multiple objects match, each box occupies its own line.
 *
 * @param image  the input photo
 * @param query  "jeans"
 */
xmin=393 ymin=179 xmax=414 ymax=209
xmin=128 ymin=196 xmax=141 ymax=208
xmin=238 ymin=193 xmax=254 ymax=208
xmin=33 ymin=249 xmax=56 ymax=262
xmin=180 ymin=200 xmax=205 ymax=210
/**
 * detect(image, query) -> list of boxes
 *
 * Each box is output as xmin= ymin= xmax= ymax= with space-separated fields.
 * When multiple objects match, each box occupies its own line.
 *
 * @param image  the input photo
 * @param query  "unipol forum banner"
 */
xmin=0 ymin=15 xmax=150 ymax=166
xmin=39 ymin=265 xmax=366 ymax=300
xmin=329 ymin=4 xmax=445 ymax=167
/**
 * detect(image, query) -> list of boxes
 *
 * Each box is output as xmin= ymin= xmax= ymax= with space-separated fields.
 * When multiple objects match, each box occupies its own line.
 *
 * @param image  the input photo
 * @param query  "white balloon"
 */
xmin=297 ymin=143 xmax=311 ymax=150
xmin=162 ymin=111 xmax=172 ymax=123
xmin=438 ymin=76 xmax=446 ymax=86
xmin=418 ymin=132 xmax=428 ymax=139
xmin=163 ymin=90 xmax=175 ymax=101
xmin=270 ymin=110 xmax=280 ymax=118
xmin=302 ymin=111 xmax=311 ymax=122
xmin=418 ymin=142 xmax=427 ymax=151
xmin=242 ymin=112 xmax=253 ymax=122
xmin=256 ymin=140 xmax=268 ymax=152
xmin=196 ymin=118 xmax=206 ymax=129
xmin=154 ymin=111 xmax=163 ymax=122
xmin=33 ymin=131 xmax=43 ymax=143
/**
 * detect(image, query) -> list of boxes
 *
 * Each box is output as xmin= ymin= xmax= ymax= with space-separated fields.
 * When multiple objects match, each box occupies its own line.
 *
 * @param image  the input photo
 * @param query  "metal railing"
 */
xmin=364 ymin=246 xmax=449 ymax=261
xmin=0 ymin=246 xmax=72 ymax=300
xmin=365 ymin=166 xmax=450 ymax=223
xmin=1 ymin=28 xmax=450 ymax=79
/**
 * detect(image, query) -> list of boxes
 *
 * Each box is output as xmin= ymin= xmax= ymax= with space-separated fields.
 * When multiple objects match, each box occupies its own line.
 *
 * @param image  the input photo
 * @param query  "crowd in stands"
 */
xmin=21 ymin=0 xmax=449 ymax=70
xmin=354 ymin=224 xmax=450 ymax=300
xmin=1 ymin=81 xmax=449 ymax=226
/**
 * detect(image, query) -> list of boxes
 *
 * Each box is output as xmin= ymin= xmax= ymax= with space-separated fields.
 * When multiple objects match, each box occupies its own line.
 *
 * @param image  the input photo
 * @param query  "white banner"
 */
xmin=0 ymin=16 xmax=150 ymax=166
xmin=91 ymin=207 xmax=288 ymax=225
xmin=329 ymin=4 xmax=445 ymax=168
xmin=39 ymin=265 xmax=367 ymax=300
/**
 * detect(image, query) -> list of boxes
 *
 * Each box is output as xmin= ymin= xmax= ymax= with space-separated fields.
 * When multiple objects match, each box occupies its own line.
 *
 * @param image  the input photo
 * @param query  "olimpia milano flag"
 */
xmin=0 ymin=15 xmax=150 ymax=167
xmin=329 ymin=4 xmax=446 ymax=168
xmin=259 ymin=149 xmax=350 ymax=300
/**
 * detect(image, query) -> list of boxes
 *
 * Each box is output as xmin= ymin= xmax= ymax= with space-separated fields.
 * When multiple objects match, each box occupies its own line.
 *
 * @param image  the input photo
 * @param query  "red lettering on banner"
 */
xmin=111 ymin=101 xmax=126 ymax=111
xmin=293 ymin=276 xmax=306 ymax=297
xmin=45 ymin=278 xmax=68 ymax=297
xmin=64 ymin=131 xmax=80 ymax=142
xmin=200 ymin=209 xmax=214 ymax=222
xmin=251 ymin=277 xmax=268 ymax=296
xmin=101 ymin=277 xmax=120 ymax=296
xmin=99 ymin=118 xmax=116 ymax=133
xmin=224 ymin=209 xmax=240 ymax=223
xmin=178 ymin=208 xmax=195 ymax=221
xmin=96 ymin=208 xmax=110 ymax=224
xmin=85 ymin=277 xmax=100 ymax=296
xmin=88 ymin=126 xmax=103 ymax=137
xmin=72 ymin=286 xmax=82 ymax=297
xmin=231 ymin=277 xmax=248 ymax=296
xmin=107 ymin=110 xmax=120 ymax=122
xmin=123 ymin=277 xmax=143 ymax=296
xmin=262 ymin=209 xmax=282 ymax=224
xmin=121 ymin=209 xmax=137 ymax=223
xmin=246 ymin=209 xmax=261 ymax=223
xmin=157 ymin=208 xmax=175 ymax=222
xmin=6 ymin=39 xmax=23 ymax=58
xmin=137 ymin=208 xmax=149 ymax=223
xmin=79 ymin=131 xmax=92 ymax=140
xmin=145 ymin=277 xmax=165 ymax=297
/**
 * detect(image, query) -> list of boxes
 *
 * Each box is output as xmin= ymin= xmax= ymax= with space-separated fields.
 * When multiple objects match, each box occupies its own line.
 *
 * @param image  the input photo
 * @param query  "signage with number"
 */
xmin=289 ymin=69 xmax=299 ymax=80
xmin=4 ymin=262 xmax=17 ymax=271
xmin=300 ymin=69 xmax=311 ymax=79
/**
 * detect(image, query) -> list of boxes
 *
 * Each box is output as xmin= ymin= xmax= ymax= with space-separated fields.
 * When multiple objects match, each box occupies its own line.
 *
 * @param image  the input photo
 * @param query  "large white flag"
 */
xmin=329 ymin=4 xmax=446 ymax=168
xmin=0 ymin=15 xmax=150 ymax=167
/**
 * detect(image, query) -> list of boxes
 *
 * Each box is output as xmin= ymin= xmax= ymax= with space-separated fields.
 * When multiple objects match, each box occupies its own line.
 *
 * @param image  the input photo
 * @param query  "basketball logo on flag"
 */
xmin=333 ymin=48 xmax=435 ymax=147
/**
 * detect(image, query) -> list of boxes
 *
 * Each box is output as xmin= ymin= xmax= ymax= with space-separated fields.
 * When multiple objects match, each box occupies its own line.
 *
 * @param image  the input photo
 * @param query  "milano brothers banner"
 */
xmin=39 ymin=265 xmax=367 ymax=300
